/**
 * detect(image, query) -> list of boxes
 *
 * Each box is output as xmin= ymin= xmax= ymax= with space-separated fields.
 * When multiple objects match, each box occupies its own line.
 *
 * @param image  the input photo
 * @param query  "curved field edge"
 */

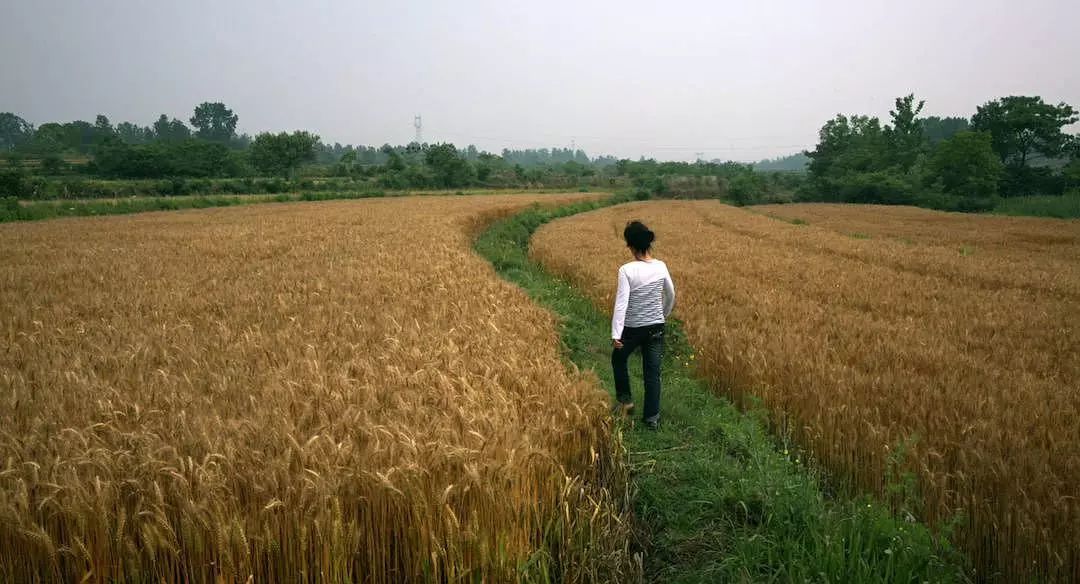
xmin=474 ymin=196 xmax=969 ymax=583
xmin=0 ymin=194 xmax=629 ymax=583
xmin=0 ymin=188 xmax=608 ymax=223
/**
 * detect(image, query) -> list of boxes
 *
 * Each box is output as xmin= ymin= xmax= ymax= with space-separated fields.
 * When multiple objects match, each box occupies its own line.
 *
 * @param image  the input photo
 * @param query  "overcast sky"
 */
xmin=3 ymin=0 xmax=1078 ymax=161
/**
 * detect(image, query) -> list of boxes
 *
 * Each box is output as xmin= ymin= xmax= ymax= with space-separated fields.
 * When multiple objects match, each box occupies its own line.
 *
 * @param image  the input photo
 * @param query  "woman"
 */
xmin=611 ymin=220 xmax=676 ymax=430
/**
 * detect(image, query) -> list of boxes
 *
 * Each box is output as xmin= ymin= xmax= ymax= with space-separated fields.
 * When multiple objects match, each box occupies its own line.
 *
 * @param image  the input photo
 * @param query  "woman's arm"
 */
xmin=611 ymin=267 xmax=630 ymax=340
xmin=662 ymin=267 xmax=676 ymax=318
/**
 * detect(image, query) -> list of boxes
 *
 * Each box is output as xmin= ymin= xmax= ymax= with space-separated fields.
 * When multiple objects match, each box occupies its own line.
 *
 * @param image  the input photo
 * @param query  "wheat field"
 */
xmin=531 ymin=201 xmax=1080 ymax=582
xmin=0 ymin=194 xmax=639 ymax=583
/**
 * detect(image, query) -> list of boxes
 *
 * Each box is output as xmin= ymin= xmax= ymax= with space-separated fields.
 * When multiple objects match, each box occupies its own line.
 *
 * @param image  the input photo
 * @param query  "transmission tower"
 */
xmin=694 ymin=152 xmax=705 ymax=162
xmin=414 ymin=115 xmax=423 ymax=143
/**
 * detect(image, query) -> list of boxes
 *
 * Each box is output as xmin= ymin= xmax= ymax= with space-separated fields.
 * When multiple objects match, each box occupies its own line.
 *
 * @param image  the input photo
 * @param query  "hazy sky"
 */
xmin=3 ymin=0 xmax=1078 ymax=161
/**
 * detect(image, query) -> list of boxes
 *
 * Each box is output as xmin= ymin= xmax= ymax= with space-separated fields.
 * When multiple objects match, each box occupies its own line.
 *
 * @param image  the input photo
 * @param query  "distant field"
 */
xmin=532 ymin=201 xmax=1080 ymax=582
xmin=0 ymin=193 xmax=636 ymax=581
xmin=15 ymin=187 xmax=588 ymax=205
xmin=3 ymin=188 xmax=608 ymax=223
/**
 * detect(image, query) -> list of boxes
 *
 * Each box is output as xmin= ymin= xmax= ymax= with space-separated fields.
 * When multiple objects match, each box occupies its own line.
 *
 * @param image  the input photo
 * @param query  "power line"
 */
xmin=431 ymin=129 xmax=811 ymax=152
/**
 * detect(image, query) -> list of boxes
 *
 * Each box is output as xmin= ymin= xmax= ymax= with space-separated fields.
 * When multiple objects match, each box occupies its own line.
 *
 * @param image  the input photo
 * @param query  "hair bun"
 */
xmin=623 ymin=220 xmax=655 ymax=254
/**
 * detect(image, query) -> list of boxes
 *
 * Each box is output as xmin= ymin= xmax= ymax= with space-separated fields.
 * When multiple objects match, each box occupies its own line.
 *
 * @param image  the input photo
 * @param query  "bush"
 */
xmin=927 ymin=131 xmax=1002 ymax=199
xmin=0 ymin=197 xmax=21 ymax=221
xmin=994 ymin=190 xmax=1080 ymax=218
xmin=729 ymin=173 xmax=765 ymax=206
xmin=833 ymin=171 xmax=916 ymax=205
xmin=0 ymin=169 xmax=29 ymax=198
xmin=1000 ymin=166 xmax=1068 ymax=197
xmin=92 ymin=139 xmax=240 ymax=179
xmin=256 ymin=178 xmax=286 ymax=193
xmin=39 ymin=155 xmax=66 ymax=176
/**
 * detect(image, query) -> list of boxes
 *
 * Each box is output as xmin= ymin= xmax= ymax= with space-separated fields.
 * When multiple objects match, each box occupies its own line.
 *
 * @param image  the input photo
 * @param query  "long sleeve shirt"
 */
xmin=611 ymin=259 xmax=676 ymax=340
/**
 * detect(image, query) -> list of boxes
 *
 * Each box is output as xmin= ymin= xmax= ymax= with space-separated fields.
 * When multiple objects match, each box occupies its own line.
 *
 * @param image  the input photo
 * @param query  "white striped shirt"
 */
xmin=611 ymin=259 xmax=676 ymax=340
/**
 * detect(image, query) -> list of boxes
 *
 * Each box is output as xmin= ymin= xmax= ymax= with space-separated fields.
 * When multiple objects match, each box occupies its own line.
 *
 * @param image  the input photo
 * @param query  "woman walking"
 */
xmin=611 ymin=220 xmax=676 ymax=430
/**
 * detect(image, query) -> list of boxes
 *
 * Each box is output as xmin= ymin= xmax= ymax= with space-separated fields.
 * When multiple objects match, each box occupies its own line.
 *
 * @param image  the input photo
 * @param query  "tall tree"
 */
xmin=250 ymin=131 xmax=318 ymax=177
xmin=885 ymin=94 xmax=925 ymax=171
xmin=805 ymin=114 xmax=889 ymax=179
xmin=28 ymin=123 xmax=67 ymax=155
xmin=189 ymin=102 xmax=238 ymax=143
xmin=94 ymin=115 xmax=113 ymax=135
xmin=920 ymin=116 xmax=969 ymax=144
xmin=152 ymin=115 xmax=191 ymax=143
xmin=115 ymin=122 xmax=154 ymax=144
xmin=971 ymin=96 xmax=1078 ymax=168
xmin=1064 ymin=136 xmax=1080 ymax=188
xmin=424 ymin=143 xmax=475 ymax=187
xmin=0 ymin=113 xmax=34 ymax=150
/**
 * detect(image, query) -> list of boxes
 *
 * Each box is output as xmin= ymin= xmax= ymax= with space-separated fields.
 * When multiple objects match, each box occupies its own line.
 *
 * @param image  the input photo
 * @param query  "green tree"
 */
xmin=39 ymin=154 xmax=65 ymax=175
xmin=920 ymin=116 xmax=969 ymax=144
xmin=928 ymin=131 xmax=1003 ymax=199
xmin=1064 ymin=137 xmax=1080 ymax=188
xmin=91 ymin=141 xmax=170 ymax=178
xmin=886 ymin=94 xmax=926 ymax=171
xmin=338 ymin=149 xmax=358 ymax=174
xmin=380 ymin=145 xmax=406 ymax=172
xmin=806 ymin=114 xmax=890 ymax=179
xmin=0 ymin=113 xmax=34 ymax=150
xmin=474 ymin=152 xmax=503 ymax=183
xmin=27 ymin=123 xmax=67 ymax=155
xmin=250 ymin=131 xmax=318 ymax=177
xmin=94 ymin=115 xmax=113 ymax=136
xmin=190 ymin=102 xmax=238 ymax=143
xmin=0 ymin=168 xmax=30 ymax=198
xmin=168 ymin=140 xmax=235 ymax=177
xmin=424 ymin=143 xmax=475 ymax=188
xmin=971 ymin=96 xmax=1078 ymax=168
xmin=153 ymin=115 xmax=191 ymax=143
xmin=116 ymin=122 xmax=154 ymax=144
xmin=803 ymin=112 xmax=913 ymax=204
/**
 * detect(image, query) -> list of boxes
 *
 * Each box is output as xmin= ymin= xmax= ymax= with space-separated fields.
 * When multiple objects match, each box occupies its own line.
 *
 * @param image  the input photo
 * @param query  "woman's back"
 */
xmin=611 ymin=221 xmax=675 ymax=430
xmin=613 ymin=259 xmax=675 ymax=338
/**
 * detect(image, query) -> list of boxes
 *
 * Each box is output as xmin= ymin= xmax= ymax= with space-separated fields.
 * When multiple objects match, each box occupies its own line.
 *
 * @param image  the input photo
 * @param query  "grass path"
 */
xmin=475 ymin=195 xmax=968 ymax=583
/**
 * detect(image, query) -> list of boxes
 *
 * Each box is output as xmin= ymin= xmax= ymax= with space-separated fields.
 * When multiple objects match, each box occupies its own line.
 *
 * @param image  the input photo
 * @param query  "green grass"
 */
xmin=993 ymin=192 xmax=1080 ymax=219
xmin=475 ymin=195 xmax=968 ymax=583
xmin=764 ymin=213 xmax=809 ymax=226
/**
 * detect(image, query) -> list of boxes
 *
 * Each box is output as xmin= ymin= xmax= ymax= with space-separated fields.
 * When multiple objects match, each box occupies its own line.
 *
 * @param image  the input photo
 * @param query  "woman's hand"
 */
xmin=612 ymin=339 xmax=624 ymax=349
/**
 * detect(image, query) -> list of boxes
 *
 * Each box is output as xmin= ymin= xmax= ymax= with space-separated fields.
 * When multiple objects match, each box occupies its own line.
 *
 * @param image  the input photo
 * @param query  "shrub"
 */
xmin=0 ymin=169 xmax=28 ymax=198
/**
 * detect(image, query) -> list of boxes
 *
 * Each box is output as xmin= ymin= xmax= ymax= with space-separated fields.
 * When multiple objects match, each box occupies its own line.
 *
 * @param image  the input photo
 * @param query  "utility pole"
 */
xmin=414 ymin=115 xmax=423 ymax=144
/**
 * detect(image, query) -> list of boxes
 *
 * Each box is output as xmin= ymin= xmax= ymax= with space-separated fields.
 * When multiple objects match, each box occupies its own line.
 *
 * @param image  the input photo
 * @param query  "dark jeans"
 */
xmin=612 ymin=323 xmax=664 ymax=423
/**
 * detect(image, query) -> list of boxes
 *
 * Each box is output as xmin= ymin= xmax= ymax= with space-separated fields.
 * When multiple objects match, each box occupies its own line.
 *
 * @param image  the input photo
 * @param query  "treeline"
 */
xmin=799 ymin=94 xmax=1080 ymax=210
xmin=500 ymin=148 xmax=618 ymax=167
xmin=341 ymin=143 xmax=616 ymax=190
xmin=0 ymin=103 xmax=637 ymax=198
xmin=7 ymin=95 xmax=1075 ymax=214
xmin=614 ymin=158 xmax=802 ymax=204
xmin=753 ymin=153 xmax=809 ymax=172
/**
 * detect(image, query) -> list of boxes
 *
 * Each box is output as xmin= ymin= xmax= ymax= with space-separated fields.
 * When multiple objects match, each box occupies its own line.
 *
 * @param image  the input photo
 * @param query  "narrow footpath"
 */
xmin=475 ymin=194 xmax=968 ymax=583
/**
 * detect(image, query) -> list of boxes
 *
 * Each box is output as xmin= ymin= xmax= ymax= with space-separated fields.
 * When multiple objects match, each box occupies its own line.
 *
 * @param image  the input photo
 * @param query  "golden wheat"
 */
xmin=531 ymin=200 xmax=1080 ymax=582
xmin=0 ymin=194 xmax=639 ymax=583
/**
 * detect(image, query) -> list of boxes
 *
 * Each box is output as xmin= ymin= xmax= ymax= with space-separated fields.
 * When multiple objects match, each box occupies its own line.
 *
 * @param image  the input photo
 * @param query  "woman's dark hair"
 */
xmin=623 ymin=220 xmax=655 ymax=254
